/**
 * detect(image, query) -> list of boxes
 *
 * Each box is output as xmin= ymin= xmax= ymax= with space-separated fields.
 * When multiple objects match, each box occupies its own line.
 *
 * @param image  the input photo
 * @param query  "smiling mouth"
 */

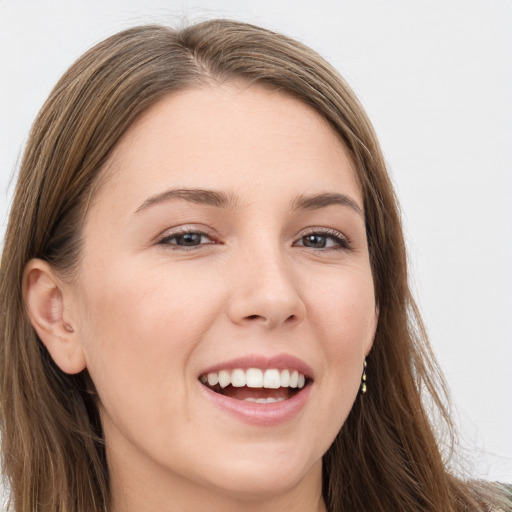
xmin=199 ymin=368 xmax=309 ymax=403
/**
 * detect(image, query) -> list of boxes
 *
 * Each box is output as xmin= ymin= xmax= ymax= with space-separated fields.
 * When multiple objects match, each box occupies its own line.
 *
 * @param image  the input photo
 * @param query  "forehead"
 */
xmin=93 ymin=83 xmax=361 ymax=215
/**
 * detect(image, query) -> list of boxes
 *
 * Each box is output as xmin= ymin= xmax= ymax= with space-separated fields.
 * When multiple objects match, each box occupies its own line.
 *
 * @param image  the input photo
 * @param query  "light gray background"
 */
xmin=1 ymin=0 xmax=511 ymax=492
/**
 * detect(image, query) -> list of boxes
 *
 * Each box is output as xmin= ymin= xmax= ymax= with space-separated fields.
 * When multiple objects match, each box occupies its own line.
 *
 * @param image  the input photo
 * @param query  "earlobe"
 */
xmin=23 ymin=259 xmax=86 ymax=375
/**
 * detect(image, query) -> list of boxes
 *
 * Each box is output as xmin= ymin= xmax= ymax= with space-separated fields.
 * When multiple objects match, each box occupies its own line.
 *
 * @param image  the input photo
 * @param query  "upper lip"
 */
xmin=198 ymin=353 xmax=314 ymax=380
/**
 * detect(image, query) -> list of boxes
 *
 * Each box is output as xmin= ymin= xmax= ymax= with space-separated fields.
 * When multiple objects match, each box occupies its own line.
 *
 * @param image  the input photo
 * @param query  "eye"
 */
xmin=295 ymin=229 xmax=350 ymax=250
xmin=158 ymin=229 xmax=215 ymax=249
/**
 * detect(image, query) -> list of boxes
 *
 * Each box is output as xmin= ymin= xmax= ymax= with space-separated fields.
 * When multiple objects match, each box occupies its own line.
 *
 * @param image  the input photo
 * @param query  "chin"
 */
xmin=201 ymin=457 xmax=322 ymax=501
xmin=186 ymin=438 xmax=324 ymax=502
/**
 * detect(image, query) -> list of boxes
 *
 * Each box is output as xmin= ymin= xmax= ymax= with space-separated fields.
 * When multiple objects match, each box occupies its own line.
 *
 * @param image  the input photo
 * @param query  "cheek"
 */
xmin=75 ymin=262 xmax=221 ymax=413
xmin=305 ymin=265 xmax=375 ymax=425
xmin=308 ymin=263 xmax=376 ymax=351
xmin=80 ymin=259 xmax=216 ymax=340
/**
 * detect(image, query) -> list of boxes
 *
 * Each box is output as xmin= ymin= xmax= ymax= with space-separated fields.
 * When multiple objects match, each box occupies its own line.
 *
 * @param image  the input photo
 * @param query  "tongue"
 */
xmin=222 ymin=385 xmax=292 ymax=401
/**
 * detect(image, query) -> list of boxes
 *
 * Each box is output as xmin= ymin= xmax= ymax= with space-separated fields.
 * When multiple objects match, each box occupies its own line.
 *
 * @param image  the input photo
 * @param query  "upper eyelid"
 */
xmin=156 ymin=224 xmax=216 ymax=241
xmin=297 ymin=227 xmax=350 ymax=242
xmin=299 ymin=227 xmax=345 ymax=236
xmin=157 ymin=225 xmax=346 ymax=237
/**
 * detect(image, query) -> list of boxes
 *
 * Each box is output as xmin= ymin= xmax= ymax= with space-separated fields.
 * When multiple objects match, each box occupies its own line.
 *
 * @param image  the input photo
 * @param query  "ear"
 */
xmin=365 ymin=305 xmax=379 ymax=357
xmin=23 ymin=259 xmax=86 ymax=374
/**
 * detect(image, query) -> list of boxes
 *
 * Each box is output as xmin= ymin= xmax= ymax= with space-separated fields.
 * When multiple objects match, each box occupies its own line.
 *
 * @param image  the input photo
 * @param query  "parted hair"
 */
xmin=0 ymin=19 xmax=509 ymax=512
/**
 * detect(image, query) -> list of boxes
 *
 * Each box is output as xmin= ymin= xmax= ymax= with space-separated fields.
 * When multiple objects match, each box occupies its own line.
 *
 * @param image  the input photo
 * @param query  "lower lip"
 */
xmin=199 ymin=382 xmax=312 ymax=427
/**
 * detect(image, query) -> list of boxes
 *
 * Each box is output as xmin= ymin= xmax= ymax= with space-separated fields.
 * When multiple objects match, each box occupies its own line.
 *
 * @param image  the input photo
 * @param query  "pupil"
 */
xmin=180 ymin=233 xmax=201 ymax=246
xmin=304 ymin=234 xmax=326 ymax=248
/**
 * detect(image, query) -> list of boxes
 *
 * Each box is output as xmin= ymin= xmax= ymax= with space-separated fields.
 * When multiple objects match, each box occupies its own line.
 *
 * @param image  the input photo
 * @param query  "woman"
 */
xmin=0 ymin=19 xmax=509 ymax=512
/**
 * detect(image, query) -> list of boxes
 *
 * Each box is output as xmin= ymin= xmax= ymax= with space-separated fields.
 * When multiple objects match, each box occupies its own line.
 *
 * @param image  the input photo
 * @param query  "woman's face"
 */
xmin=68 ymin=84 xmax=378 ymax=508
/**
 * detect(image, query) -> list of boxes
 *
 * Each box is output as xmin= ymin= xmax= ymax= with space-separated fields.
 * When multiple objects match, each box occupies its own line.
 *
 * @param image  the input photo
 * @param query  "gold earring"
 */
xmin=361 ymin=359 xmax=367 ymax=394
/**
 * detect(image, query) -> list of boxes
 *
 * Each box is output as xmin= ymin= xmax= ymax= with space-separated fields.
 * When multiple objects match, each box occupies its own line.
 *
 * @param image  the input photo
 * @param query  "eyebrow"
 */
xmin=135 ymin=188 xmax=238 ymax=213
xmin=291 ymin=192 xmax=363 ymax=216
xmin=135 ymin=188 xmax=362 ymax=216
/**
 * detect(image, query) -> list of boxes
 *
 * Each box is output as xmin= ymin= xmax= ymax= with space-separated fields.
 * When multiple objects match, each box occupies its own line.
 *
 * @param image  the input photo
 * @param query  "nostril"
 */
xmin=244 ymin=313 xmax=298 ymax=325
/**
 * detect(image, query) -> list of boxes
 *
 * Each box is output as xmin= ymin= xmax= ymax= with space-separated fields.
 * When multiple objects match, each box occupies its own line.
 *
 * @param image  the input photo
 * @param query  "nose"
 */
xmin=226 ymin=245 xmax=306 ymax=329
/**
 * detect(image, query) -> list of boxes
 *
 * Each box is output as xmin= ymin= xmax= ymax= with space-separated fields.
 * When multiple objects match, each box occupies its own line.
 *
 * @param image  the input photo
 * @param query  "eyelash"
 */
xmin=157 ymin=227 xmax=351 ymax=252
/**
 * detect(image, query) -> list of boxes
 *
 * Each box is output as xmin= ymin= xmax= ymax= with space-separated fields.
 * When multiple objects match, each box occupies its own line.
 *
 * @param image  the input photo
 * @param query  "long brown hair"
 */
xmin=0 ymin=19 xmax=509 ymax=512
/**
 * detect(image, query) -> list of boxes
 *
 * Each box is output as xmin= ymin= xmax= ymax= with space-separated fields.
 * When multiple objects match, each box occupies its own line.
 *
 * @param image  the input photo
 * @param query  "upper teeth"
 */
xmin=201 ymin=368 xmax=306 ymax=389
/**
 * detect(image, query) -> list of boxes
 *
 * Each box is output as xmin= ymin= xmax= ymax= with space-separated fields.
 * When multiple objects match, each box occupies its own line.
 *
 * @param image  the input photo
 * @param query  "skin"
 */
xmin=24 ymin=83 xmax=378 ymax=512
